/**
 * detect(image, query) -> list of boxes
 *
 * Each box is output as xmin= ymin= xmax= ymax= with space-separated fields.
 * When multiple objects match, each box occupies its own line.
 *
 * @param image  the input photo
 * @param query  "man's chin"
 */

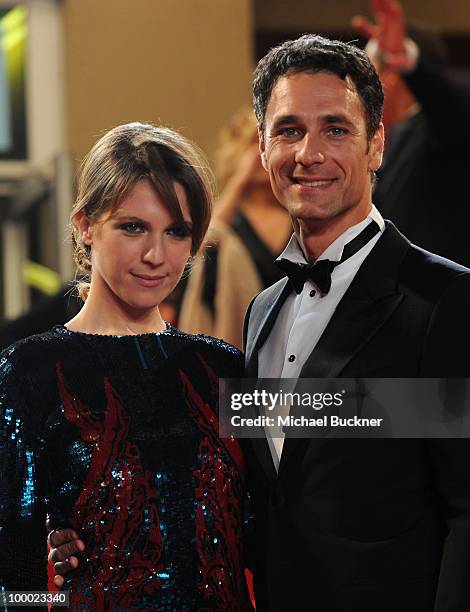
xmin=289 ymin=204 xmax=339 ymax=224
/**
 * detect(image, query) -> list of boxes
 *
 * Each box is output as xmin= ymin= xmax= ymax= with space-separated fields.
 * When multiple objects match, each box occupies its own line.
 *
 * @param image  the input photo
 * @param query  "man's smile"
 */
xmin=290 ymin=176 xmax=338 ymax=189
xmin=292 ymin=177 xmax=337 ymax=184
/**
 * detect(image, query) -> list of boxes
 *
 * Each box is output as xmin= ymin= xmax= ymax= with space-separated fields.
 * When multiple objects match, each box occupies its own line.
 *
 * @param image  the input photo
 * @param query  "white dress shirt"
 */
xmin=258 ymin=206 xmax=385 ymax=468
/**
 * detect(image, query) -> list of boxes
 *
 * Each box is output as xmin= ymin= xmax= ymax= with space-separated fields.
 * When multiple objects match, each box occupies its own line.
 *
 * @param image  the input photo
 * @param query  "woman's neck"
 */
xmin=65 ymin=288 xmax=166 ymax=336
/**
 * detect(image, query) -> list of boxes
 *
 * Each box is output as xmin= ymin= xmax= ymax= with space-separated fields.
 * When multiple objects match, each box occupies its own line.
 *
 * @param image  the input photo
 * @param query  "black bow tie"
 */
xmin=277 ymin=220 xmax=381 ymax=295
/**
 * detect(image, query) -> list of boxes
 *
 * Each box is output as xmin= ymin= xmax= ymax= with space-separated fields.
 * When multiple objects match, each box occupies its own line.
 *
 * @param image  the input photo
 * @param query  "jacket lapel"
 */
xmin=245 ymin=278 xmax=292 ymax=377
xmin=298 ymin=293 xmax=403 ymax=378
xmin=245 ymin=278 xmax=293 ymax=483
xmin=300 ymin=221 xmax=408 ymax=378
xmin=279 ymin=222 xmax=409 ymax=473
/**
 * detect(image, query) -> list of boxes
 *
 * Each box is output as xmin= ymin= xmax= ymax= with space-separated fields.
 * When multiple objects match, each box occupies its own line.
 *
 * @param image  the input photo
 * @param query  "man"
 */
xmin=243 ymin=34 xmax=470 ymax=611
xmin=352 ymin=0 xmax=470 ymax=267
xmin=49 ymin=35 xmax=470 ymax=612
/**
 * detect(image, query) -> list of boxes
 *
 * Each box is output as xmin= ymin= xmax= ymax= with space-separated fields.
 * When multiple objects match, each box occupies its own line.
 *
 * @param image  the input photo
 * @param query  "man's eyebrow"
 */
xmin=270 ymin=114 xmax=302 ymax=131
xmin=320 ymin=114 xmax=355 ymax=127
xmin=270 ymin=113 xmax=356 ymax=131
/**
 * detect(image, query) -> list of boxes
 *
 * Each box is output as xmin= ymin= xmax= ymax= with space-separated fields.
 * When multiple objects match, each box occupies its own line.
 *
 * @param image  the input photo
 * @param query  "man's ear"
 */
xmin=74 ymin=210 xmax=93 ymax=246
xmin=368 ymin=122 xmax=385 ymax=172
xmin=258 ymin=128 xmax=268 ymax=172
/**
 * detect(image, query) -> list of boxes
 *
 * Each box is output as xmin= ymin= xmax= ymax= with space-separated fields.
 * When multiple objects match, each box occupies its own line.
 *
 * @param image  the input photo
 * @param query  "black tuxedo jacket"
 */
xmin=243 ymin=222 xmax=470 ymax=612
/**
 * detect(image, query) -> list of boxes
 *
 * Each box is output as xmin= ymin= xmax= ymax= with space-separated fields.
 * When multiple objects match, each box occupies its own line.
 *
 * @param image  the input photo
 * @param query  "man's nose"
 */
xmin=294 ymin=134 xmax=325 ymax=166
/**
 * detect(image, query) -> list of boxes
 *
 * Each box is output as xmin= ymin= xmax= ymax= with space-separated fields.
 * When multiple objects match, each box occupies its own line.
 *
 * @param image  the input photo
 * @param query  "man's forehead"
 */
xmin=266 ymin=71 xmax=362 ymax=119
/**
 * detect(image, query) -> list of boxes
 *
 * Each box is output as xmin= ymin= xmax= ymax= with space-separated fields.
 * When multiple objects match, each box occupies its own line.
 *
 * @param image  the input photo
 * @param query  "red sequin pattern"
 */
xmin=56 ymin=364 xmax=165 ymax=608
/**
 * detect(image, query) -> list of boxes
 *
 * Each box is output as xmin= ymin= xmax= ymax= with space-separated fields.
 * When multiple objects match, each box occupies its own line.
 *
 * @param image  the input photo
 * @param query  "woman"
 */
xmin=0 ymin=123 xmax=252 ymax=610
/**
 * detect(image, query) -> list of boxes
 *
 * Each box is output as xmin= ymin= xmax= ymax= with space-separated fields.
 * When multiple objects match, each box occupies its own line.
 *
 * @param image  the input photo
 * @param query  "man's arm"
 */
xmin=353 ymin=0 xmax=470 ymax=152
xmin=352 ymin=0 xmax=411 ymax=71
xmin=422 ymin=272 xmax=470 ymax=610
xmin=427 ymin=438 xmax=470 ymax=611
xmin=47 ymin=528 xmax=85 ymax=587
xmin=403 ymin=60 xmax=470 ymax=154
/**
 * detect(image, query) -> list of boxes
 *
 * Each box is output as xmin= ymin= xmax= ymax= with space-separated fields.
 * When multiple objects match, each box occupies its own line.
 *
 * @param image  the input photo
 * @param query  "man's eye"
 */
xmin=279 ymin=127 xmax=299 ymax=137
xmin=327 ymin=127 xmax=347 ymax=137
xmin=120 ymin=223 xmax=145 ymax=234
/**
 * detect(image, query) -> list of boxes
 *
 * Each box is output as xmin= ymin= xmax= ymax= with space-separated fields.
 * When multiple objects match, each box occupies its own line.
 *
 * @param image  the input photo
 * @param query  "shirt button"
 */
xmin=309 ymin=289 xmax=316 ymax=297
xmin=288 ymin=354 xmax=296 ymax=362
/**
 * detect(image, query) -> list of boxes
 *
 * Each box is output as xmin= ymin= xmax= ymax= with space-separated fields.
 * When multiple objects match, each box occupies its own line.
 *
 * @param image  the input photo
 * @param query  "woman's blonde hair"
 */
xmin=214 ymin=107 xmax=258 ymax=189
xmin=70 ymin=122 xmax=214 ymax=300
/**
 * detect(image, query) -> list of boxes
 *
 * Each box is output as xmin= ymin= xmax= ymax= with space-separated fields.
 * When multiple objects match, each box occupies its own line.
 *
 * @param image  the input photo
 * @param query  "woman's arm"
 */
xmin=0 ymin=347 xmax=48 ymax=593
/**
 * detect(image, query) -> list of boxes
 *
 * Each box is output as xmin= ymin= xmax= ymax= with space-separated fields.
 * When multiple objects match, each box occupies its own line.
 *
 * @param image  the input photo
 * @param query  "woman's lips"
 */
xmin=131 ymin=272 xmax=166 ymax=287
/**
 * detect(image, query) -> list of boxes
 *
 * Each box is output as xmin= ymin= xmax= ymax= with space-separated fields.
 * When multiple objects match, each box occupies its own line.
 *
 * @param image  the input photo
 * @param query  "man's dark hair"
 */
xmin=253 ymin=34 xmax=384 ymax=142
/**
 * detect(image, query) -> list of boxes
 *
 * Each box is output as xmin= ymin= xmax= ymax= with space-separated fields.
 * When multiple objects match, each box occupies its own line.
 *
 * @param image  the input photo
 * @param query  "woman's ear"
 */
xmin=74 ymin=210 xmax=93 ymax=246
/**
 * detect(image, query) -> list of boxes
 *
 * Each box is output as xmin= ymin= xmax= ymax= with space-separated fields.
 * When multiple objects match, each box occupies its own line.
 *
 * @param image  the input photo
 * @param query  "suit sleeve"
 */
xmin=0 ymin=347 xmax=48 ymax=597
xmin=243 ymin=295 xmax=257 ymax=354
xmin=422 ymin=272 xmax=470 ymax=611
xmin=421 ymin=271 xmax=470 ymax=377
xmin=404 ymin=57 xmax=470 ymax=154
xmin=427 ymin=439 xmax=470 ymax=611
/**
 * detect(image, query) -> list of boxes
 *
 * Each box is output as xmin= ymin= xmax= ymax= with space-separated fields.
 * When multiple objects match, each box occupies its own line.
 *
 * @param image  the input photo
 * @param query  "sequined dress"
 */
xmin=0 ymin=325 xmax=252 ymax=611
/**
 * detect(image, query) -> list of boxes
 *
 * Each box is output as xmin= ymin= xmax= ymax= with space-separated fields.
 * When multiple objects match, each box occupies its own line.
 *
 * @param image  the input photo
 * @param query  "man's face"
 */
xmin=260 ymin=71 xmax=384 ymax=230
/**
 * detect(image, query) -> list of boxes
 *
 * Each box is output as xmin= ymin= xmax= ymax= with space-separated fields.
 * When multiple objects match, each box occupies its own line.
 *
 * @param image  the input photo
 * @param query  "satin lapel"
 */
xmin=299 ymin=221 xmax=408 ymax=379
xmin=279 ymin=292 xmax=403 ymax=476
xmin=279 ymin=221 xmax=409 ymax=474
xmin=245 ymin=278 xmax=292 ymax=377
xmin=245 ymin=278 xmax=293 ymax=483
xmin=298 ymin=292 xmax=403 ymax=378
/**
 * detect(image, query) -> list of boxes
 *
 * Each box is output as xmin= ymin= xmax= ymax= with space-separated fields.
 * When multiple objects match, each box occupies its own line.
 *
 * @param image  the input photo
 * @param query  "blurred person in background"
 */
xmin=0 ymin=287 xmax=81 ymax=350
xmin=0 ymin=122 xmax=253 ymax=610
xmin=178 ymin=108 xmax=290 ymax=349
xmin=352 ymin=0 xmax=470 ymax=267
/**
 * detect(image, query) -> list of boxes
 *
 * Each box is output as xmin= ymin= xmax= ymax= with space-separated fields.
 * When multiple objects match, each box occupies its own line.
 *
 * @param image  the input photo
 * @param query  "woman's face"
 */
xmin=78 ymin=178 xmax=192 ymax=316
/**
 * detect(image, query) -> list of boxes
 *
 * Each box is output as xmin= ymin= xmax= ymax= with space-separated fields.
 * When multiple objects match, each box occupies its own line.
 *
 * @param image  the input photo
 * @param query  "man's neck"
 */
xmin=295 ymin=207 xmax=372 ymax=261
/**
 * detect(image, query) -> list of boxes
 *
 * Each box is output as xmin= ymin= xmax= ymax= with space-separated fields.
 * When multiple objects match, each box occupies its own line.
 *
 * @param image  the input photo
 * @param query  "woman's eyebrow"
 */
xmin=113 ymin=213 xmax=193 ymax=227
xmin=113 ymin=214 xmax=145 ymax=221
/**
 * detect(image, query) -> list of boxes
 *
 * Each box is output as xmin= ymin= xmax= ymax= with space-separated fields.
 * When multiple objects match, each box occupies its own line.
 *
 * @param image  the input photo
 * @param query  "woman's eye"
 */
xmin=167 ymin=225 xmax=192 ymax=238
xmin=120 ymin=223 xmax=145 ymax=234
